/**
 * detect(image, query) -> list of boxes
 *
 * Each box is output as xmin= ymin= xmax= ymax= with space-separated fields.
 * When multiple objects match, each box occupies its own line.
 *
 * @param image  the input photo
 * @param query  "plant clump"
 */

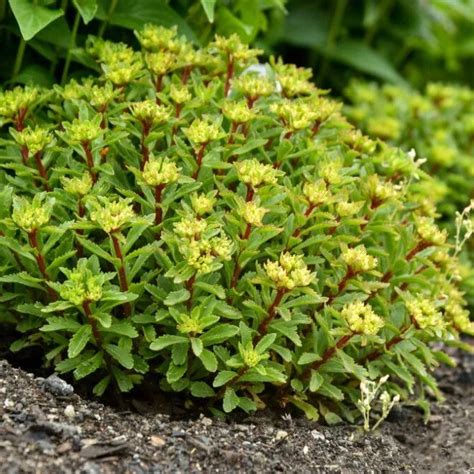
xmin=0 ymin=27 xmax=471 ymax=423
xmin=345 ymin=81 xmax=474 ymax=309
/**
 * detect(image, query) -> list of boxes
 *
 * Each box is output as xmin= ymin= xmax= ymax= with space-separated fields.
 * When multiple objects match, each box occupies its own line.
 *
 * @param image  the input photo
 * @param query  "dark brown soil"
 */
xmin=0 ymin=352 xmax=472 ymax=473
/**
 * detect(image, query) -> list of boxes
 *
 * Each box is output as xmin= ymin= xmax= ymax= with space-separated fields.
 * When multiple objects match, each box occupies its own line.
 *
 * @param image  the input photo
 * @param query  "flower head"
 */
xmin=415 ymin=216 xmax=447 ymax=246
xmin=130 ymin=100 xmax=170 ymax=125
xmin=303 ymin=180 xmax=330 ymax=206
xmin=12 ymin=193 xmax=54 ymax=233
xmin=264 ymin=252 xmax=314 ymax=290
xmin=241 ymin=201 xmax=267 ymax=226
xmin=11 ymin=126 xmax=51 ymax=155
xmin=190 ymin=192 xmax=216 ymax=216
xmin=341 ymin=245 xmax=378 ymax=273
xmin=235 ymin=159 xmax=281 ymax=188
xmin=62 ymin=117 xmax=102 ymax=144
xmin=142 ymin=158 xmax=180 ymax=186
xmin=406 ymin=297 xmax=445 ymax=330
xmin=61 ymin=173 xmax=93 ymax=196
xmin=221 ymin=100 xmax=256 ymax=123
xmin=184 ymin=118 xmax=223 ymax=144
xmin=90 ymin=197 xmax=135 ymax=233
xmin=341 ymin=301 xmax=384 ymax=335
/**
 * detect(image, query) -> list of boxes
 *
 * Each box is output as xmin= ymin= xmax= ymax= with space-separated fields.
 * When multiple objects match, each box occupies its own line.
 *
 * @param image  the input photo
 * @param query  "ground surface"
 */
xmin=0 ymin=352 xmax=472 ymax=473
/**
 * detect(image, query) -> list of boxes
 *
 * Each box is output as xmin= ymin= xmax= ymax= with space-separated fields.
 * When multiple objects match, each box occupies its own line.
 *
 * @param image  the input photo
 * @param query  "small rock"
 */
xmin=42 ymin=374 xmax=74 ymax=397
xmin=150 ymin=435 xmax=166 ymax=447
xmin=311 ymin=430 xmax=325 ymax=441
xmin=303 ymin=445 xmax=309 ymax=455
xmin=64 ymin=405 xmax=75 ymax=419
xmin=275 ymin=430 xmax=288 ymax=441
xmin=201 ymin=416 xmax=212 ymax=427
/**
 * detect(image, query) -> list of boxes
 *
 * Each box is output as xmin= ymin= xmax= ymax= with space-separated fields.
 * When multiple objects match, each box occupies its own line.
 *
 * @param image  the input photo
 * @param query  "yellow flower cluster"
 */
xmin=169 ymin=84 xmax=192 ymax=104
xmin=177 ymin=313 xmax=203 ymax=334
xmin=184 ymin=236 xmax=234 ymax=274
xmin=211 ymin=34 xmax=262 ymax=61
xmin=303 ymin=180 xmax=330 ymax=206
xmin=319 ymin=161 xmax=343 ymax=185
xmin=141 ymin=158 xmax=180 ymax=187
xmin=233 ymin=73 xmax=275 ymax=99
xmin=0 ymin=86 xmax=39 ymax=120
xmin=272 ymin=58 xmax=316 ymax=97
xmin=264 ymin=252 xmax=314 ymax=290
xmin=174 ymin=216 xmax=208 ymax=239
xmin=341 ymin=245 xmax=378 ymax=272
xmin=234 ymin=159 xmax=281 ymax=188
xmin=241 ymin=201 xmax=268 ymax=226
xmin=88 ymin=83 xmax=118 ymax=110
xmin=61 ymin=173 xmax=93 ymax=197
xmin=341 ymin=128 xmax=376 ymax=154
xmin=415 ymin=216 xmax=448 ymax=246
xmin=12 ymin=195 xmax=54 ymax=233
xmin=184 ymin=118 xmax=223 ymax=144
xmin=130 ymin=100 xmax=170 ymax=125
xmin=366 ymin=175 xmax=399 ymax=203
xmin=11 ymin=126 xmax=51 ymax=155
xmin=341 ymin=301 xmax=384 ymax=336
xmin=406 ymin=297 xmax=445 ymax=330
xmin=136 ymin=24 xmax=180 ymax=52
xmin=271 ymin=100 xmax=319 ymax=131
xmin=221 ymin=100 xmax=256 ymax=123
xmin=62 ymin=117 xmax=102 ymax=144
xmin=59 ymin=262 xmax=104 ymax=306
xmin=144 ymin=51 xmax=176 ymax=76
xmin=190 ymin=193 xmax=216 ymax=216
xmin=335 ymin=199 xmax=364 ymax=217
xmin=90 ymin=198 xmax=135 ymax=233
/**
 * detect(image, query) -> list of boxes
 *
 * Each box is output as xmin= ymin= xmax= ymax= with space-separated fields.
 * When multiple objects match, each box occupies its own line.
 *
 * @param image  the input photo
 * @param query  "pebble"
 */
xmin=42 ymin=374 xmax=74 ymax=397
xmin=275 ymin=430 xmax=288 ymax=441
xmin=311 ymin=430 xmax=325 ymax=441
xmin=64 ymin=405 xmax=75 ymax=419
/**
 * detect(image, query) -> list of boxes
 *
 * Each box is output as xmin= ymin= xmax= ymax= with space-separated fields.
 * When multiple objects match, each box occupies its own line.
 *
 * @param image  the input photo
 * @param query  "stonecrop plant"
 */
xmin=0 ymin=27 xmax=472 ymax=423
xmin=344 ymin=81 xmax=474 ymax=309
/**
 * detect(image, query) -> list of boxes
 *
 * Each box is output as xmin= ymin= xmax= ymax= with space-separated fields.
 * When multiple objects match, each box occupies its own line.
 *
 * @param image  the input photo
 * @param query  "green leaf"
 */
xmin=194 ymin=281 xmax=226 ymax=299
xmin=164 ymin=289 xmax=190 ymax=306
xmin=104 ymin=343 xmax=134 ymax=369
xmin=318 ymin=380 xmax=344 ymax=401
xmin=41 ymin=317 xmax=81 ymax=332
xmin=150 ymin=335 xmax=189 ymax=351
xmin=288 ymin=396 xmax=319 ymax=421
xmin=213 ymin=370 xmax=237 ymax=387
xmin=255 ymin=333 xmax=276 ymax=354
xmin=200 ymin=0 xmax=216 ymax=23
xmin=190 ymin=381 xmax=215 ymax=397
xmin=198 ymin=348 xmax=218 ymax=372
xmin=166 ymin=362 xmax=187 ymax=384
xmin=223 ymin=387 xmax=239 ymax=413
xmin=298 ymin=352 xmax=321 ymax=365
xmin=97 ymin=0 xmax=196 ymax=41
xmin=93 ymin=375 xmax=111 ymax=396
xmin=112 ymin=366 xmax=134 ymax=392
xmin=9 ymin=0 xmax=64 ymax=40
xmin=73 ymin=0 xmax=98 ymax=24
xmin=309 ymin=371 xmax=324 ymax=392
xmin=200 ymin=324 xmax=239 ymax=346
xmin=324 ymin=40 xmax=407 ymax=85
xmin=102 ymin=321 xmax=138 ymax=338
xmin=68 ymin=325 xmax=92 ymax=358
xmin=74 ymin=351 xmax=103 ymax=380
xmin=191 ymin=337 xmax=203 ymax=357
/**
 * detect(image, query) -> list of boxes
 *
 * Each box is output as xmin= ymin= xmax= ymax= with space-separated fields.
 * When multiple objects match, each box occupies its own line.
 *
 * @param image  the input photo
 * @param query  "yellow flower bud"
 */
xmin=184 ymin=118 xmax=223 ymax=144
xmin=341 ymin=301 xmax=384 ymax=336
xmin=90 ymin=198 xmax=135 ymax=233
xmin=233 ymin=73 xmax=275 ymax=99
xmin=174 ymin=216 xmax=208 ymax=239
xmin=241 ymin=201 xmax=267 ymax=226
xmin=130 ymin=100 xmax=170 ymax=125
xmin=303 ymin=180 xmax=330 ymax=206
xmin=12 ymin=194 xmax=54 ymax=233
xmin=221 ymin=100 xmax=256 ymax=123
xmin=234 ymin=159 xmax=281 ymax=188
xmin=145 ymin=51 xmax=176 ymax=76
xmin=170 ymin=84 xmax=192 ymax=104
xmin=142 ymin=158 xmax=180 ymax=187
xmin=61 ymin=173 xmax=93 ymax=196
xmin=264 ymin=252 xmax=314 ymax=289
xmin=62 ymin=117 xmax=102 ymax=144
xmin=190 ymin=193 xmax=216 ymax=216
xmin=341 ymin=245 xmax=378 ymax=272
xmin=406 ymin=298 xmax=445 ymax=330
xmin=11 ymin=126 xmax=51 ymax=155
xmin=415 ymin=216 xmax=447 ymax=246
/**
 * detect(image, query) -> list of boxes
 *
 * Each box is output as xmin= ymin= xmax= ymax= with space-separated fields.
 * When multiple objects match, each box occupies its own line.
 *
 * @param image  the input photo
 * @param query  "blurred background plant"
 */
xmin=1 ymin=0 xmax=473 ymax=91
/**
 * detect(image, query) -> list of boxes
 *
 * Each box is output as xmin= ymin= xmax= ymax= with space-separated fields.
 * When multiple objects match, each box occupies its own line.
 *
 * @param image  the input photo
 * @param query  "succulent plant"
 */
xmin=345 ymin=81 xmax=474 ymax=310
xmin=0 ymin=27 xmax=471 ymax=423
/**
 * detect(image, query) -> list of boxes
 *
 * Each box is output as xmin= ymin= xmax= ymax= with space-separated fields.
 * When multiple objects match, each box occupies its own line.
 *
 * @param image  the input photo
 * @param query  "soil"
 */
xmin=0 ymin=351 xmax=472 ymax=473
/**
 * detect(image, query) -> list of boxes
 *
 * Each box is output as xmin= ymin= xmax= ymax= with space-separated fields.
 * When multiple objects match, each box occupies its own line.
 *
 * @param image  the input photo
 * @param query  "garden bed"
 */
xmin=1 ymin=351 xmax=472 ymax=473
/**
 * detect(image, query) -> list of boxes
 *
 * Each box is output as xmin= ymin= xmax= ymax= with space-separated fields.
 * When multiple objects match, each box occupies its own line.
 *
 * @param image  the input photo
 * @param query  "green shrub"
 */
xmin=0 ymin=27 xmax=471 ymax=422
xmin=345 ymin=81 xmax=474 ymax=309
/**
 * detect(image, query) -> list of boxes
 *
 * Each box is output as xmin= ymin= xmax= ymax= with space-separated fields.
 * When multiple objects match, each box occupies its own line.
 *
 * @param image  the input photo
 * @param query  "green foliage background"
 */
xmin=1 ymin=0 xmax=474 ymax=90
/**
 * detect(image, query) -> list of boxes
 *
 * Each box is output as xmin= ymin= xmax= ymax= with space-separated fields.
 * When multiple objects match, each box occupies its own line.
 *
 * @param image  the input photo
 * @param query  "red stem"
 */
xmin=140 ymin=122 xmax=151 ymax=171
xmin=111 ymin=233 xmax=131 ymax=316
xmin=33 ymin=152 xmax=51 ymax=191
xmin=224 ymin=56 xmax=234 ymax=97
xmin=192 ymin=142 xmax=208 ymax=179
xmin=81 ymin=141 xmax=97 ymax=183
xmin=406 ymin=241 xmax=430 ymax=261
xmin=28 ymin=229 xmax=57 ymax=301
xmin=292 ymin=203 xmax=316 ymax=238
xmin=82 ymin=300 xmax=102 ymax=344
xmin=257 ymin=288 xmax=286 ymax=337
xmin=245 ymin=186 xmax=254 ymax=202
xmin=15 ymin=108 xmax=27 ymax=131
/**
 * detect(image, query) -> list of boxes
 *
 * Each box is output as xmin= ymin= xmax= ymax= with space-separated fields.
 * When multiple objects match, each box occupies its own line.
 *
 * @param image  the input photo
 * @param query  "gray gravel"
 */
xmin=0 ymin=353 xmax=473 ymax=473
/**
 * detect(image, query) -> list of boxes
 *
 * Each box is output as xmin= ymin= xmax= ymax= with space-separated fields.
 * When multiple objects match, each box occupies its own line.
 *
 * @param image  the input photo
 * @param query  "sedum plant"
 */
xmin=345 ymin=81 xmax=474 ymax=309
xmin=0 ymin=27 xmax=472 ymax=423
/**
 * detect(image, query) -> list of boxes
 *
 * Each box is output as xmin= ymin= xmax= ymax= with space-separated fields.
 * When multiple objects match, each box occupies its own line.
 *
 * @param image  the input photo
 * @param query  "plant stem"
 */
xmin=224 ymin=55 xmax=234 ymax=97
xmin=81 ymin=141 xmax=97 ymax=183
xmin=256 ymin=287 xmax=286 ymax=338
xmin=154 ymin=183 xmax=165 ymax=238
xmin=192 ymin=142 xmax=208 ymax=179
xmin=12 ymin=37 xmax=26 ymax=79
xmin=28 ymin=229 xmax=57 ymax=301
xmin=61 ymin=10 xmax=80 ymax=85
xmin=82 ymin=300 xmax=102 ymax=344
xmin=110 ymin=232 xmax=131 ymax=316
xmin=33 ymin=152 xmax=51 ymax=191
xmin=98 ymin=0 xmax=118 ymax=37
xmin=140 ymin=122 xmax=151 ymax=170
xmin=186 ymin=274 xmax=196 ymax=310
